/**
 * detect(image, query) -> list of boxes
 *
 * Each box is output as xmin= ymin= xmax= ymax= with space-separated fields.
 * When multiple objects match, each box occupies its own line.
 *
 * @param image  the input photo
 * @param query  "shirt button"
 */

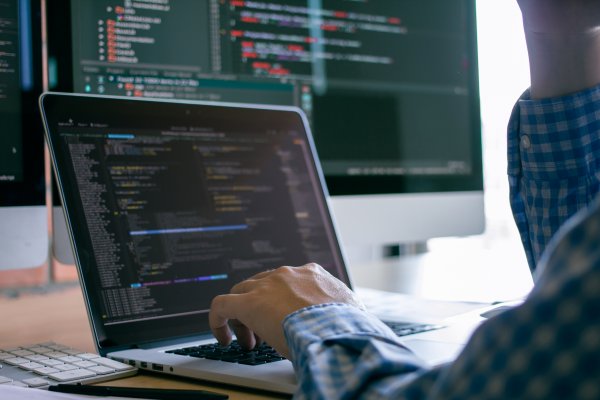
xmin=520 ymin=134 xmax=531 ymax=149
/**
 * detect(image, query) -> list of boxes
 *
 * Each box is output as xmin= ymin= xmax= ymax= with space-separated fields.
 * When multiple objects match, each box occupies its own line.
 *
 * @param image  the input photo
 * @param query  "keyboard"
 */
xmin=384 ymin=321 xmax=444 ymax=337
xmin=166 ymin=340 xmax=286 ymax=365
xmin=166 ymin=322 xmax=443 ymax=366
xmin=0 ymin=342 xmax=136 ymax=389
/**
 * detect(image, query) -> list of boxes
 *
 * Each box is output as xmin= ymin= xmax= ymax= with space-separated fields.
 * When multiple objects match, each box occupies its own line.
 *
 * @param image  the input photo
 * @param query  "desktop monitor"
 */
xmin=46 ymin=0 xmax=484 ymax=263
xmin=0 ymin=0 xmax=47 ymax=270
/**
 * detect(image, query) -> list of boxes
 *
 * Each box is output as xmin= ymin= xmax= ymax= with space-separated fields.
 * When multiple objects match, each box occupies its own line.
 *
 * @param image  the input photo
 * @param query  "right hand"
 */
xmin=209 ymin=263 xmax=364 ymax=359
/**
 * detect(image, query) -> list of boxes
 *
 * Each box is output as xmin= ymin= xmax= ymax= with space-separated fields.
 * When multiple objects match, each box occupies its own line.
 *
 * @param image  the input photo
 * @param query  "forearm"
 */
xmin=524 ymin=30 xmax=600 ymax=99
xmin=519 ymin=1 xmax=600 ymax=99
xmin=283 ymin=236 xmax=600 ymax=399
xmin=283 ymin=304 xmax=433 ymax=399
xmin=509 ymin=1 xmax=600 ymax=270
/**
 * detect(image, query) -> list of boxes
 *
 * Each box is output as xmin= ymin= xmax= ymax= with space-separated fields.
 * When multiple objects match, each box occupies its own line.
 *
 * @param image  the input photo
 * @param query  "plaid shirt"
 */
xmin=283 ymin=85 xmax=600 ymax=399
xmin=509 ymin=86 xmax=600 ymax=272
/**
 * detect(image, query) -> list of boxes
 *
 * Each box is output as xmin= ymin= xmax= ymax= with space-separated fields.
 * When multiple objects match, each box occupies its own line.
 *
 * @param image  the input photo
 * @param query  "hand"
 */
xmin=516 ymin=0 xmax=600 ymax=98
xmin=209 ymin=263 xmax=364 ymax=359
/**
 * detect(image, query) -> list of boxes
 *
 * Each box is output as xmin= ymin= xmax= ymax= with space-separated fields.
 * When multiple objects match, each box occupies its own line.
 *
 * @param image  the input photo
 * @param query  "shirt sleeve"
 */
xmin=507 ymin=85 xmax=600 ymax=273
xmin=282 ymin=303 xmax=443 ymax=400
xmin=281 ymin=85 xmax=600 ymax=399
xmin=284 ymin=196 xmax=600 ymax=399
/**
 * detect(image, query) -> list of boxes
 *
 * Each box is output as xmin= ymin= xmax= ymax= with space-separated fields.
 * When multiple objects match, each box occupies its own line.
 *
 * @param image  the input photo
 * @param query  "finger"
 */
xmin=212 ymin=324 xmax=233 ymax=347
xmin=209 ymin=294 xmax=245 ymax=345
xmin=254 ymin=333 xmax=263 ymax=346
xmin=230 ymin=319 xmax=257 ymax=350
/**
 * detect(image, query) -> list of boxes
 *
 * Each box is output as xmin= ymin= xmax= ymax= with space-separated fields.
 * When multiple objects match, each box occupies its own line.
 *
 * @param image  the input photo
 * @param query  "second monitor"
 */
xmin=47 ymin=0 xmax=483 ymax=262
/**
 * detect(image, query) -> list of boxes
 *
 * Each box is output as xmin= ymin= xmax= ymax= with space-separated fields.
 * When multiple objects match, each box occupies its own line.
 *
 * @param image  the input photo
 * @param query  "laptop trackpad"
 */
xmin=402 ymin=339 xmax=464 ymax=366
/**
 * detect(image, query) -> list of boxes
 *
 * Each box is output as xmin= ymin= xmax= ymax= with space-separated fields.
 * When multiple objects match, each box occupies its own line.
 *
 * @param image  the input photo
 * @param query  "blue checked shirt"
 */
xmin=509 ymin=86 xmax=600 ymax=272
xmin=283 ymin=85 xmax=600 ymax=399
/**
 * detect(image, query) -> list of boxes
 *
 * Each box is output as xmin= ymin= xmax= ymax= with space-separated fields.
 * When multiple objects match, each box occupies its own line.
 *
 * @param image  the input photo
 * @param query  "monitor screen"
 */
xmin=0 ymin=0 xmax=44 ymax=196
xmin=0 ymin=0 xmax=47 ymax=271
xmin=47 ymin=0 xmax=483 ymax=253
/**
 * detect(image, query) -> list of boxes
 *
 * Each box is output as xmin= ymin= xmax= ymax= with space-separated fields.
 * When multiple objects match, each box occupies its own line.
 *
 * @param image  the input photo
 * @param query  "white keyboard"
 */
xmin=0 ymin=342 xmax=136 ymax=389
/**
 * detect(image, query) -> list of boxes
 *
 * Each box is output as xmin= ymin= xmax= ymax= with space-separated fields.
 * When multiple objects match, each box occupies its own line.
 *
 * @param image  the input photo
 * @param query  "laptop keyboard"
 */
xmin=0 ymin=342 xmax=136 ymax=389
xmin=166 ymin=340 xmax=286 ymax=366
xmin=384 ymin=321 xmax=444 ymax=336
xmin=166 ymin=323 xmax=443 ymax=366
xmin=0 ymin=324 xmax=442 ymax=387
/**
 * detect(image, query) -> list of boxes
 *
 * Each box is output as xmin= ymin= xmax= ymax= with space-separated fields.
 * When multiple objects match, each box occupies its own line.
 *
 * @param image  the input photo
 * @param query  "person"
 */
xmin=209 ymin=1 xmax=600 ymax=398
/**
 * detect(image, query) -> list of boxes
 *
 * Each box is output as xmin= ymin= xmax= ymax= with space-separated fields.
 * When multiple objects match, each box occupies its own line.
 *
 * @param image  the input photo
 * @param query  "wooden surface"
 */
xmin=0 ymin=286 xmax=288 ymax=399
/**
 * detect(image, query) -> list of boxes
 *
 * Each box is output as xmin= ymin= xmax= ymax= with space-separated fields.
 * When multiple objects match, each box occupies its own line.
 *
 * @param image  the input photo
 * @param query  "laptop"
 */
xmin=40 ymin=93 xmax=480 ymax=394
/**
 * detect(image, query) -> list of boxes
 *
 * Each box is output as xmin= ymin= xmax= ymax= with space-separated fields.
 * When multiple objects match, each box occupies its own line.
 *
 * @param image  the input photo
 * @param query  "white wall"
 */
xmin=433 ymin=1 xmax=530 ymax=249
xmin=421 ymin=1 xmax=534 ymax=300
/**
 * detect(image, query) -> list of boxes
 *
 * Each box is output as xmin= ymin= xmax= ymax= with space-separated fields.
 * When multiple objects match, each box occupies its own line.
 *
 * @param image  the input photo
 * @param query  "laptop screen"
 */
xmin=41 ymin=94 xmax=349 ymax=350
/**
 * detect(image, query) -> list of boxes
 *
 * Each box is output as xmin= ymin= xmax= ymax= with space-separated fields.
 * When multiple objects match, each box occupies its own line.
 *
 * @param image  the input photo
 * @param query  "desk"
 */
xmin=0 ymin=287 xmax=288 ymax=399
xmin=1 ymin=234 xmax=533 ymax=398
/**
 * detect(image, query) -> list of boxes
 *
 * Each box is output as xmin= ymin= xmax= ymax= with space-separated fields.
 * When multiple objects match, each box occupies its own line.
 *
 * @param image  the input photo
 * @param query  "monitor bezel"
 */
xmin=40 ymin=92 xmax=352 ymax=351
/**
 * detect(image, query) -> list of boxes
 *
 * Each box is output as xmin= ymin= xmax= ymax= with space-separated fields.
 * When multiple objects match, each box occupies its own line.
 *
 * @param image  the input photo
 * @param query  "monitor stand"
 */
xmin=383 ymin=242 xmax=429 ymax=258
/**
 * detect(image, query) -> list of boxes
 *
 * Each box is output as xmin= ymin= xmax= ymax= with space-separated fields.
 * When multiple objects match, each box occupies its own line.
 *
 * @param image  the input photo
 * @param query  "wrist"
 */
xmin=525 ymin=30 xmax=600 ymax=99
xmin=282 ymin=303 xmax=397 ymax=363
